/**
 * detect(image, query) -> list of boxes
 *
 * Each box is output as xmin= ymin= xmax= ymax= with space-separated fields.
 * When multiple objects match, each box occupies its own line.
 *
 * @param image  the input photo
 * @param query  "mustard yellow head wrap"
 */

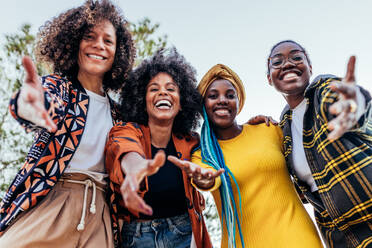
xmin=198 ymin=64 xmax=246 ymax=114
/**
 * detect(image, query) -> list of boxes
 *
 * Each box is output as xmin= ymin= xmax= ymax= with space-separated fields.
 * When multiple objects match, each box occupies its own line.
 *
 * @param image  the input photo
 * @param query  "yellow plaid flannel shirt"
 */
xmin=280 ymin=75 xmax=372 ymax=248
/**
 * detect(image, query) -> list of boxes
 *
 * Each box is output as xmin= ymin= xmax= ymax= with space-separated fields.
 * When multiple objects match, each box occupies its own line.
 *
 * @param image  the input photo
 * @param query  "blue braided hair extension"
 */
xmin=200 ymin=106 xmax=245 ymax=248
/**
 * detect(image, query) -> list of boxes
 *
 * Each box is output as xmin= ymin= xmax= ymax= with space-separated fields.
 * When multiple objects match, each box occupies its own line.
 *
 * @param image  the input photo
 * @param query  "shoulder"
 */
xmin=41 ymin=74 xmax=70 ymax=86
xmin=173 ymin=131 xmax=199 ymax=153
xmin=191 ymin=147 xmax=202 ymax=162
xmin=111 ymin=122 xmax=144 ymax=136
xmin=305 ymin=74 xmax=341 ymax=97
xmin=243 ymin=123 xmax=283 ymax=143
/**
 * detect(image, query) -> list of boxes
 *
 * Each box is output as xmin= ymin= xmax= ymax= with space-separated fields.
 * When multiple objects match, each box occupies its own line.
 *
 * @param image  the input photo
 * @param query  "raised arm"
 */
xmin=327 ymin=56 xmax=366 ymax=140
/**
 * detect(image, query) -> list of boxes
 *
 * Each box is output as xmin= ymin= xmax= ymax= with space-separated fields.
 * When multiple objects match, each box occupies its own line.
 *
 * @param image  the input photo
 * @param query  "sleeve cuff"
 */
xmin=191 ymin=176 xmax=221 ymax=192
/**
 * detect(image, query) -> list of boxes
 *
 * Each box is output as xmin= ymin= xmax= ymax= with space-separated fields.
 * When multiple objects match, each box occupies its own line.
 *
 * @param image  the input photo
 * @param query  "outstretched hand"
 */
xmin=327 ymin=56 xmax=358 ymax=140
xmin=247 ymin=115 xmax=278 ymax=126
xmin=168 ymin=155 xmax=224 ymax=189
xmin=17 ymin=56 xmax=57 ymax=132
xmin=120 ymin=150 xmax=166 ymax=215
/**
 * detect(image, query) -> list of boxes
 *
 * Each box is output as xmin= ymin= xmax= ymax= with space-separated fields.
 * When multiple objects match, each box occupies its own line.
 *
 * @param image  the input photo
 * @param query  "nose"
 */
xmin=93 ymin=37 xmax=105 ymax=50
xmin=217 ymin=95 xmax=228 ymax=104
xmin=158 ymin=87 xmax=169 ymax=96
xmin=282 ymin=58 xmax=296 ymax=69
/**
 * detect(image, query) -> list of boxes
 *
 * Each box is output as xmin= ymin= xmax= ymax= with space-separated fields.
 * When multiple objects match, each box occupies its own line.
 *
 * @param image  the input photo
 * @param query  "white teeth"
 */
xmin=215 ymin=109 xmax=229 ymax=115
xmin=283 ymin=72 xmax=298 ymax=80
xmin=155 ymin=100 xmax=171 ymax=108
xmin=88 ymin=54 xmax=105 ymax=60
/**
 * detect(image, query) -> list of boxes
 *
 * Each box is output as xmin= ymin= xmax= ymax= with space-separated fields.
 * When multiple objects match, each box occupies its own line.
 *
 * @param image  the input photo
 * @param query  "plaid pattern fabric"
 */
xmin=280 ymin=75 xmax=372 ymax=248
xmin=0 ymin=75 xmax=119 ymax=237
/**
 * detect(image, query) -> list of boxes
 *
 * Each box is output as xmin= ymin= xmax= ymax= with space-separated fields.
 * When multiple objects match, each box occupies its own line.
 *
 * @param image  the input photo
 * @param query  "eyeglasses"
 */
xmin=268 ymin=50 xmax=307 ymax=69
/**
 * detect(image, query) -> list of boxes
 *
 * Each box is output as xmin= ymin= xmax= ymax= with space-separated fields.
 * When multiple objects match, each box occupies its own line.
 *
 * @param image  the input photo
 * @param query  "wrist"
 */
xmin=194 ymin=178 xmax=215 ymax=190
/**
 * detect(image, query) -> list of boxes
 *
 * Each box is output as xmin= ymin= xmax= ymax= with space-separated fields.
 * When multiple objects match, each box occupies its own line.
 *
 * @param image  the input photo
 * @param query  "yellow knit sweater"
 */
xmin=192 ymin=124 xmax=323 ymax=248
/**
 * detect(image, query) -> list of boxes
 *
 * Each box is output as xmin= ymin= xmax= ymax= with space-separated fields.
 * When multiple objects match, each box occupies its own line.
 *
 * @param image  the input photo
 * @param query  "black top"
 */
xmin=139 ymin=140 xmax=188 ymax=219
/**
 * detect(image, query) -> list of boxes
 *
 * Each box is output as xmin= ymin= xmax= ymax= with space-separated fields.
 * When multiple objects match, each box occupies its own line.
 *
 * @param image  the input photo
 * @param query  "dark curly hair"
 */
xmin=36 ymin=0 xmax=135 ymax=91
xmin=119 ymin=48 xmax=202 ymax=135
xmin=267 ymin=40 xmax=311 ymax=75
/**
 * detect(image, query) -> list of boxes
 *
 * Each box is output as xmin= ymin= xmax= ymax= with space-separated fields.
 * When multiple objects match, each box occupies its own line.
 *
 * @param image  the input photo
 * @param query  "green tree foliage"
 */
xmin=0 ymin=19 xmax=167 ymax=199
xmin=0 ymin=18 xmax=221 ymax=247
xmin=0 ymin=24 xmax=37 ymax=195
xmin=129 ymin=17 xmax=167 ymax=66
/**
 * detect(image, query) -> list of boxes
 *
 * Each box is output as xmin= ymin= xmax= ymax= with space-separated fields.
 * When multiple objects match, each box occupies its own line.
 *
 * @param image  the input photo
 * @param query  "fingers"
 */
xmin=327 ymin=107 xmax=357 ymax=140
xmin=22 ymin=56 xmax=39 ymax=85
xmin=329 ymin=99 xmax=357 ymax=115
xmin=247 ymin=115 xmax=265 ymax=125
xmin=213 ymin=169 xmax=225 ymax=178
xmin=18 ymin=86 xmax=57 ymax=132
xmin=167 ymin=155 xmax=189 ymax=169
xmin=329 ymin=82 xmax=357 ymax=99
xmin=120 ymin=177 xmax=153 ymax=215
xmin=268 ymin=116 xmax=278 ymax=126
xmin=43 ymin=114 xmax=58 ymax=132
xmin=247 ymin=115 xmax=278 ymax=126
xmin=146 ymin=150 xmax=165 ymax=176
xmin=344 ymin=56 xmax=356 ymax=83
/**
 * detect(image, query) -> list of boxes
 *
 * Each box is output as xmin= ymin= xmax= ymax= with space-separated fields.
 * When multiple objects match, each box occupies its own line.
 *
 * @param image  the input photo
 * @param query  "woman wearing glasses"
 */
xmin=267 ymin=40 xmax=372 ymax=247
xmin=170 ymin=63 xmax=323 ymax=248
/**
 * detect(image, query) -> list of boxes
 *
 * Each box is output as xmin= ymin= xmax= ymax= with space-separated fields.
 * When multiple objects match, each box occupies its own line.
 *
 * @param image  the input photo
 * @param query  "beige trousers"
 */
xmin=0 ymin=174 xmax=114 ymax=248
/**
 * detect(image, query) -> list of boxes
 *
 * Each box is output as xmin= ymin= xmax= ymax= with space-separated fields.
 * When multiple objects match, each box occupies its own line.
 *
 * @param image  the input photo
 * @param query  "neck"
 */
xmin=284 ymin=94 xmax=305 ymax=109
xmin=213 ymin=121 xmax=242 ymax=140
xmin=78 ymin=71 xmax=104 ymax=96
xmin=148 ymin=119 xmax=173 ymax=148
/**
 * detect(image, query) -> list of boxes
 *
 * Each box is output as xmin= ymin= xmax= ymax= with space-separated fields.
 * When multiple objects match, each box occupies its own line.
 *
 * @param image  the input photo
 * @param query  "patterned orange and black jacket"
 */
xmin=280 ymin=75 xmax=372 ymax=248
xmin=105 ymin=122 xmax=212 ymax=248
xmin=0 ymin=74 xmax=119 ymax=235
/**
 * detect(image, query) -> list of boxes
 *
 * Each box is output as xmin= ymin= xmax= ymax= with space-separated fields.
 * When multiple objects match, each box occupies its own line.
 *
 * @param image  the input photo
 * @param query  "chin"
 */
xmin=211 ymin=120 xmax=233 ymax=129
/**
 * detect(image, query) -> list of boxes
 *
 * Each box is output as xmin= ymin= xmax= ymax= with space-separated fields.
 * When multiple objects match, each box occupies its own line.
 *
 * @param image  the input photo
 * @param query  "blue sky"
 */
xmin=1 ymin=0 xmax=371 ymax=121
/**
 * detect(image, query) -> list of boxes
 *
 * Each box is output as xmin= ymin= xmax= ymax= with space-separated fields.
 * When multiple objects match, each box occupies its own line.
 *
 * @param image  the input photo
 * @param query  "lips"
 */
xmin=155 ymin=99 xmax=172 ymax=109
xmin=279 ymin=70 xmax=302 ymax=80
xmin=87 ymin=53 xmax=106 ymax=60
xmin=213 ymin=107 xmax=230 ymax=116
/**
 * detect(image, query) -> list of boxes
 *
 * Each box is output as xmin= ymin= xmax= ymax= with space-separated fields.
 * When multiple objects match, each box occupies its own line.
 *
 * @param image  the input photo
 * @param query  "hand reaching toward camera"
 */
xmin=328 ymin=56 xmax=360 ymax=140
xmin=17 ymin=56 xmax=57 ymax=132
xmin=168 ymin=155 xmax=224 ymax=190
xmin=120 ymin=151 xmax=165 ymax=215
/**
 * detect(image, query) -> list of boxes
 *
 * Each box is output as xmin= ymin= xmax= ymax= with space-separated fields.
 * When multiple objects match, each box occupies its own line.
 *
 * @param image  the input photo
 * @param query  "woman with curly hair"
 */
xmin=0 ymin=0 xmax=134 ymax=247
xmin=105 ymin=48 xmax=217 ymax=248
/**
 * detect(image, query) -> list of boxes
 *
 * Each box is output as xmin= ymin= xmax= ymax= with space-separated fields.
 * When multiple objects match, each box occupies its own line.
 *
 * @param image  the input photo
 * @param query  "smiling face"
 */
xmin=78 ymin=20 xmax=116 ymax=79
xmin=267 ymin=42 xmax=312 ymax=99
xmin=146 ymin=72 xmax=181 ymax=125
xmin=204 ymin=79 xmax=239 ymax=129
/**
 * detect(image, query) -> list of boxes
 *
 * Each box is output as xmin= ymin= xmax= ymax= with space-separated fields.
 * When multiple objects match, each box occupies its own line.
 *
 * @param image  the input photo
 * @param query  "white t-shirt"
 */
xmin=291 ymin=99 xmax=318 ymax=192
xmin=66 ymin=89 xmax=113 ymax=182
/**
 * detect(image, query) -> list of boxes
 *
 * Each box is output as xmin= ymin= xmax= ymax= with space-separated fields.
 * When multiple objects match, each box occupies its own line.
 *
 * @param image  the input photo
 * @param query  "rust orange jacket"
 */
xmin=105 ymin=122 xmax=212 ymax=248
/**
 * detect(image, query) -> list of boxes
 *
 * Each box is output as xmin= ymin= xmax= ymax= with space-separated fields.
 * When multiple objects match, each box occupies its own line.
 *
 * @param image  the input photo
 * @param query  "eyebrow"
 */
xmin=147 ymin=81 xmax=177 ymax=87
xmin=86 ymin=30 xmax=115 ymax=39
xmin=272 ymin=49 xmax=302 ymax=57
xmin=208 ymin=87 xmax=236 ymax=93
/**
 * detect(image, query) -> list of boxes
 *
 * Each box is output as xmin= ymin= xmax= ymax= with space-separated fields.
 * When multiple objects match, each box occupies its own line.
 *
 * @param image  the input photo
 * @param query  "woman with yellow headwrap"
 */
xmin=170 ymin=64 xmax=323 ymax=247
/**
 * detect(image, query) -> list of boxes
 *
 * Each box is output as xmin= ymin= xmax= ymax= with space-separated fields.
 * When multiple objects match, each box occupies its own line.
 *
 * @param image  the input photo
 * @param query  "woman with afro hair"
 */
xmin=0 ymin=0 xmax=135 ymax=247
xmin=105 ymin=48 xmax=218 ymax=248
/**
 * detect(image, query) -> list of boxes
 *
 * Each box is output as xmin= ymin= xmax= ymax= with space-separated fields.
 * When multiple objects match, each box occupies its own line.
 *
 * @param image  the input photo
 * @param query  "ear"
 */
xmin=309 ymin=64 xmax=313 ymax=75
xmin=267 ymin=74 xmax=273 ymax=86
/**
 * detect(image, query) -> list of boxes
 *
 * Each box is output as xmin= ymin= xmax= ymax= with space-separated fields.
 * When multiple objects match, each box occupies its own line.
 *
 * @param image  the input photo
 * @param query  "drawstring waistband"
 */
xmin=59 ymin=178 xmax=105 ymax=231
